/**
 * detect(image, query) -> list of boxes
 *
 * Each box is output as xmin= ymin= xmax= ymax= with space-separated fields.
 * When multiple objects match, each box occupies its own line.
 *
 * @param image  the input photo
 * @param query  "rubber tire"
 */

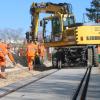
xmin=93 ymin=47 xmax=98 ymax=67
xmin=87 ymin=47 xmax=93 ymax=67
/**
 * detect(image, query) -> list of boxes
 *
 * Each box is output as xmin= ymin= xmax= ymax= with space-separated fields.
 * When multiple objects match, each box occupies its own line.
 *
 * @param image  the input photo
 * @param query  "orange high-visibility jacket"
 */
xmin=38 ymin=44 xmax=45 ymax=57
xmin=0 ymin=42 xmax=14 ymax=66
xmin=27 ymin=43 xmax=38 ymax=57
xmin=8 ymin=52 xmax=15 ymax=62
xmin=0 ymin=43 xmax=7 ymax=61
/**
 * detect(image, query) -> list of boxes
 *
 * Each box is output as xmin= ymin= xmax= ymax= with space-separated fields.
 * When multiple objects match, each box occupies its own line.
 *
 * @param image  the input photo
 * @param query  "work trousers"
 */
xmin=27 ymin=56 xmax=35 ymax=71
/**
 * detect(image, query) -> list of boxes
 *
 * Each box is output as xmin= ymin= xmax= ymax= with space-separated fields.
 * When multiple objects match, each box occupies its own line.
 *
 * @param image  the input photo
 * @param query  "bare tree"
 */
xmin=0 ymin=28 xmax=24 ymax=43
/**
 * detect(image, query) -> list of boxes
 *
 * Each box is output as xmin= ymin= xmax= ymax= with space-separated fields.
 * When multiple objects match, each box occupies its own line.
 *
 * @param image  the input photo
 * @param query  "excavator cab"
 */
xmin=41 ymin=16 xmax=62 ymax=42
xmin=41 ymin=14 xmax=75 ymax=43
xmin=63 ymin=16 xmax=75 ymax=28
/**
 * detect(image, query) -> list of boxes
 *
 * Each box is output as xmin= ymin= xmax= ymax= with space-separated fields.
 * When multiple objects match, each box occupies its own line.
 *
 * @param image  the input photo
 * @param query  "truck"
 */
xmin=28 ymin=2 xmax=100 ymax=68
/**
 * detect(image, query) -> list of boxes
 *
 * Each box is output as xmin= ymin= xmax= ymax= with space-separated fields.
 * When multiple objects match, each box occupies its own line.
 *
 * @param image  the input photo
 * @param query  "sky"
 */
xmin=0 ymin=0 xmax=92 ymax=36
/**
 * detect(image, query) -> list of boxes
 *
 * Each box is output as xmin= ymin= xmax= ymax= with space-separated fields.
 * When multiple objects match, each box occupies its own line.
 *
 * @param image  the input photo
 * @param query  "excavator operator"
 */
xmin=0 ymin=40 xmax=15 ymax=79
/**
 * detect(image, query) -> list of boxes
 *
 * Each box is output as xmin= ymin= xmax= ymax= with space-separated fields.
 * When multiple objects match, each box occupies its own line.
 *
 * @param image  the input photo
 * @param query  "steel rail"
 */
xmin=0 ymin=69 xmax=58 ymax=98
xmin=72 ymin=66 xmax=92 ymax=100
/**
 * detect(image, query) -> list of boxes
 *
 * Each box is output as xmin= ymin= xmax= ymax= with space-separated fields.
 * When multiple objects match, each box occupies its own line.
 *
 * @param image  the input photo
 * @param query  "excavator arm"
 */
xmin=29 ymin=2 xmax=73 ymax=41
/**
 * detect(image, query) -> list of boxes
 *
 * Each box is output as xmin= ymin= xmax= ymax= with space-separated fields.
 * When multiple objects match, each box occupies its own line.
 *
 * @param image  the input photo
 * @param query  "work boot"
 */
xmin=29 ymin=66 xmax=33 ymax=71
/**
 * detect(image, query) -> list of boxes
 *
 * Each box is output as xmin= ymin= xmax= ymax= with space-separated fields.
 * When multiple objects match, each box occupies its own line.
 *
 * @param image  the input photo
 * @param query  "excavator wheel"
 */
xmin=87 ymin=47 xmax=93 ymax=67
xmin=87 ymin=46 xmax=98 ymax=67
xmin=93 ymin=47 xmax=99 ymax=67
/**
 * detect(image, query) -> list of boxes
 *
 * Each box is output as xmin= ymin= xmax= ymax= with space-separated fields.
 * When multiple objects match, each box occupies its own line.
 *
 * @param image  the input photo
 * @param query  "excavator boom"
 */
xmin=30 ymin=2 xmax=72 ymax=14
xmin=30 ymin=2 xmax=73 ymax=41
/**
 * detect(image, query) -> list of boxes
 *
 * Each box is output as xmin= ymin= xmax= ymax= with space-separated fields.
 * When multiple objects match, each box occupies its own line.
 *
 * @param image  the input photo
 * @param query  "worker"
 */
xmin=38 ymin=43 xmax=45 ymax=64
xmin=26 ymin=40 xmax=38 ymax=71
xmin=19 ymin=48 xmax=23 ymax=57
xmin=0 ymin=41 xmax=15 ymax=79
xmin=56 ymin=48 xmax=63 ymax=69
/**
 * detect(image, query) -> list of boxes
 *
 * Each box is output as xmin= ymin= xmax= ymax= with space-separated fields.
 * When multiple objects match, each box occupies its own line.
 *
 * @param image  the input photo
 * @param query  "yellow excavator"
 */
xmin=27 ymin=2 xmax=100 ymax=68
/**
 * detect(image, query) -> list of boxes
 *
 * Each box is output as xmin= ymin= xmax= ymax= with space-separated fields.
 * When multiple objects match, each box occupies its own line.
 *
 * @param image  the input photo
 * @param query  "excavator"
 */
xmin=27 ymin=2 xmax=100 ymax=68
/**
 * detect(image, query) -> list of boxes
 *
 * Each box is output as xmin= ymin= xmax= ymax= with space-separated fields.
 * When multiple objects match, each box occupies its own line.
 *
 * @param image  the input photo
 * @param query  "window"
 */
xmin=63 ymin=16 xmax=75 ymax=27
xmin=52 ymin=18 xmax=61 ymax=34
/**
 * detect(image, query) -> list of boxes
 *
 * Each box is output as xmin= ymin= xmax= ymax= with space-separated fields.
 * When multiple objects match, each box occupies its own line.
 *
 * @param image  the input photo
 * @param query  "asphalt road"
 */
xmin=0 ymin=68 xmax=86 ymax=100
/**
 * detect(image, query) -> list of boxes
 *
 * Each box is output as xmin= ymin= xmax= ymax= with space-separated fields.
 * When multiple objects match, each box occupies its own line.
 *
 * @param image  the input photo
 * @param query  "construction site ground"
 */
xmin=0 ymin=55 xmax=52 ymax=88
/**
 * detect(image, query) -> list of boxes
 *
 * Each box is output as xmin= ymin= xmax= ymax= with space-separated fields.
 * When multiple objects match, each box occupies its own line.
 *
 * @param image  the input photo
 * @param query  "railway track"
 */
xmin=72 ymin=66 xmax=92 ymax=100
xmin=0 ymin=69 xmax=58 ymax=98
xmin=0 ymin=66 xmax=92 ymax=100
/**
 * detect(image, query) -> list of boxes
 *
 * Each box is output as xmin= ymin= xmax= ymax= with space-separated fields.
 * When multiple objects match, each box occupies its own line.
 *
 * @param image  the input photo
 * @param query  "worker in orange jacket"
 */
xmin=19 ymin=48 xmax=23 ymax=57
xmin=26 ymin=41 xmax=38 ymax=71
xmin=0 ymin=41 xmax=15 ymax=79
xmin=38 ymin=43 xmax=45 ymax=64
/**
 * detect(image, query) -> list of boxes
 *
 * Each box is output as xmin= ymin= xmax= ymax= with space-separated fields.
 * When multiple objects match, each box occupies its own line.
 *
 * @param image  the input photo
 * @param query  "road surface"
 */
xmin=0 ymin=68 xmax=86 ymax=100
